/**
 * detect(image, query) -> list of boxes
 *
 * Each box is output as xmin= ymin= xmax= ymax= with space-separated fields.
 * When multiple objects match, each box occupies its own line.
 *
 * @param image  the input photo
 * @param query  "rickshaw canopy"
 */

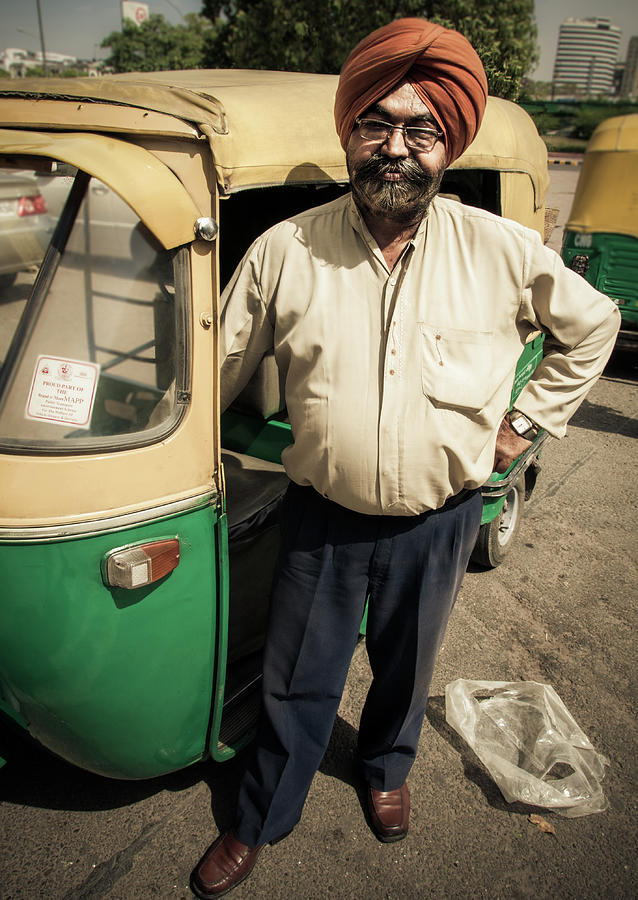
xmin=0 ymin=70 xmax=548 ymax=208
xmin=566 ymin=114 xmax=638 ymax=241
xmin=449 ymin=96 xmax=549 ymax=212
xmin=0 ymin=128 xmax=202 ymax=249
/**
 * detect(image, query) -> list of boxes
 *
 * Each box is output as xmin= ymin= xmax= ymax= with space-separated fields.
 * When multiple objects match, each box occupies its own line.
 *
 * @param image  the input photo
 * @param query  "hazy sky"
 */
xmin=1 ymin=0 xmax=637 ymax=78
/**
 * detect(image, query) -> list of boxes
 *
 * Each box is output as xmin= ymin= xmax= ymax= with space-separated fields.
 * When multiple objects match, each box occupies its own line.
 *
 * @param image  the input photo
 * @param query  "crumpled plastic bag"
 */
xmin=445 ymin=679 xmax=609 ymax=817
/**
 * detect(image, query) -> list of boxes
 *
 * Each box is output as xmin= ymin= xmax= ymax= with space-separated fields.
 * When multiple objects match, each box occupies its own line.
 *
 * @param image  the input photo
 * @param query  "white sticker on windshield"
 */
xmin=26 ymin=355 xmax=100 ymax=428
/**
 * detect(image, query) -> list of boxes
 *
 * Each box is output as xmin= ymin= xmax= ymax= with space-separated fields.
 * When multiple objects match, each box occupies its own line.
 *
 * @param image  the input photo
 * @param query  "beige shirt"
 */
xmin=220 ymin=194 xmax=620 ymax=515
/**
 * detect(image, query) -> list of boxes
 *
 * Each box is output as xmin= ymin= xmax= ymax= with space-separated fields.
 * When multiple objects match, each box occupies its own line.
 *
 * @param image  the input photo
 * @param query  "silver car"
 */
xmin=0 ymin=170 xmax=49 ymax=290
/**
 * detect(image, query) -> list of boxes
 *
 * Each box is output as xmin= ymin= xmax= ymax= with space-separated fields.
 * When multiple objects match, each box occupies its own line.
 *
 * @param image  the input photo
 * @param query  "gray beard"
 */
xmin=347 ymin=151 xmax=444 ymax=224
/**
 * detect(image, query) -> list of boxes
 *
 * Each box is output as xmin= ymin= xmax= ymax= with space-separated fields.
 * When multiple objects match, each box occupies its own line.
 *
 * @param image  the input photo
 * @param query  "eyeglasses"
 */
xmin=355 ymin=117 xmax=443 ymax=153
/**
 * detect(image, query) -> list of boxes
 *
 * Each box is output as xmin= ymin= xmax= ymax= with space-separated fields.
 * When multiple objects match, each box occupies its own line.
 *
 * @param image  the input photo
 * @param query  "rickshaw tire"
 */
xmin=471 ymin=477 xmax=525 ymax=569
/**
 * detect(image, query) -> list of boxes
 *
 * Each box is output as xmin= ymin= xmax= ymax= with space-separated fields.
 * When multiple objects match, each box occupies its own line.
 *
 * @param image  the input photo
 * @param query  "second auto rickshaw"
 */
xmin=561 ymin=113 xmax=638 ymax=348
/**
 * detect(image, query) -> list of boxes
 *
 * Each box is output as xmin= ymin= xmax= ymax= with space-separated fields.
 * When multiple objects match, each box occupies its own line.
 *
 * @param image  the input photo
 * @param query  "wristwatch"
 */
xmin=508 ymin=409 xmax=539 ymax=440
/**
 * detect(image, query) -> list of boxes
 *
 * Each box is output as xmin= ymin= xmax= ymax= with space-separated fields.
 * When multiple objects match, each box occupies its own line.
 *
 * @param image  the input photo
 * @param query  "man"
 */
xmin=191 ymin=18 xmax=620 ymax=898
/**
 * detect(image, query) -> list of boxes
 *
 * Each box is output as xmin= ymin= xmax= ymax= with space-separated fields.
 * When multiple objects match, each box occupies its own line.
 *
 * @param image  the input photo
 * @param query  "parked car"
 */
xmin=37 ymin=162 xmax=152 ymax=265
xmin=0 ymin=171 xmax=49 ymax=290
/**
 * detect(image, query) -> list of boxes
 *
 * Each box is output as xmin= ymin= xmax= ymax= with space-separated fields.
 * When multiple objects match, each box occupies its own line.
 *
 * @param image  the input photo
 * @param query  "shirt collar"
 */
xmin=347 ymin=193 xmax=430 ymax=250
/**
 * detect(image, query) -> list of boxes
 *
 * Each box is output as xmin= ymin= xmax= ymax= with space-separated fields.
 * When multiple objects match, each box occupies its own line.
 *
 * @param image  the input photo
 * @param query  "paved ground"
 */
xmin=545 ymin=157 xmax=581 ymax=254
xmin=2 ymin=162 xmax=637 ymax=899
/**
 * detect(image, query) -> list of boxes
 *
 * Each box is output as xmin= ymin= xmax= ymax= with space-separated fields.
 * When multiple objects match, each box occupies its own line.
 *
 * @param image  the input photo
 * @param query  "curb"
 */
xmin=549 ymin=158 xmax=582 ymax=166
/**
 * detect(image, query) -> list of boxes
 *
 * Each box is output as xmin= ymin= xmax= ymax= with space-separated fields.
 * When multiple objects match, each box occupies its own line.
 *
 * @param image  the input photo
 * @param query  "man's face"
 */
xmin=346 ymin=81 xmax=447 ymax=224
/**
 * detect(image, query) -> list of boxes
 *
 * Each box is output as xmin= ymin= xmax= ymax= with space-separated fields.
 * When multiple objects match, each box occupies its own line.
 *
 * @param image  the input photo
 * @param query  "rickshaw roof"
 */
xmin=567 ymin=113 xmax=638 ymax=239
xmin=0 ymin=70 xmax=547 ymax=202
xmin=585 ymin=114 xmax=638 ymax=153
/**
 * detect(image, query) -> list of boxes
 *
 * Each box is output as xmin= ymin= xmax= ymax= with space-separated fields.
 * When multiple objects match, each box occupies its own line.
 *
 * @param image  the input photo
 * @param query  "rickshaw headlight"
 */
xmin=104 ymin=539 xmax=180 ymax=589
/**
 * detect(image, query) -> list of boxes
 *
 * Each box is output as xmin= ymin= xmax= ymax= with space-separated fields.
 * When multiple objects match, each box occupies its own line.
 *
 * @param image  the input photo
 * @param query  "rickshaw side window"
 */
xmin=0 ymin=160 xmax=190 ymax=453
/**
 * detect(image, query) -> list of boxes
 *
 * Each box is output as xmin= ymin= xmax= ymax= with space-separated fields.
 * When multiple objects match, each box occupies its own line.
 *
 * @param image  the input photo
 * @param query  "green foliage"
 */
xmin=201 ymin=0 xmax=538 ymax=99
xmin=201 ymin=1 xmax=399 ymax=73
xmin=61 ymin=68 xmax=80 ymax=78
xmin=518 ymin=100 xmax=638 ymax=149
xmin=424 ymin=1 xmax=538 ymax=100
xmin=0 ymin=69 xmax=10 ymax=79
xmin=525 ymin=110 xmax=561 ymax=134
xmin=25 ymin=67 xmax=46 ymax=77
xmin=570 ymin=107 xmax=611 ymax=140
xmin=518 ymin=79 xmax=554 ymax=102
xmin=569 ymin=105 xmax=638 ymax=140
xmin=101 ymin=13 xmax=213 ymax=73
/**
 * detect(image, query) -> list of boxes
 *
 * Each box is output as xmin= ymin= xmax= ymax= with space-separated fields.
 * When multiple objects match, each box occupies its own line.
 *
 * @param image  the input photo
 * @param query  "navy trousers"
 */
xmin=234 ymin=482 xmax=482 ymax=847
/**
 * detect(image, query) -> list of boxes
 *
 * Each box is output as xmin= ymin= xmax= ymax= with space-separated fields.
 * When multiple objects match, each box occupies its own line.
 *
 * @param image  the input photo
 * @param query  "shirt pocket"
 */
xmin=418 ymin=323 xmax=493 ymax=411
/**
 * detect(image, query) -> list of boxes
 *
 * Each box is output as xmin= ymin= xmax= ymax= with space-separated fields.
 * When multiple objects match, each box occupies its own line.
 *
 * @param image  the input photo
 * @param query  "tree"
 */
xmin=425 ymin=1 xmax=538 ymax=100
xmin=201 ymin=1 xmax=538 ymax=99
xmin=201 ymin=1 xmax=397 ymax=73
xmin=518 ymin=79 xmax=554 ymax=103
xmin=101 ymin=13 xmax=213 ymax=73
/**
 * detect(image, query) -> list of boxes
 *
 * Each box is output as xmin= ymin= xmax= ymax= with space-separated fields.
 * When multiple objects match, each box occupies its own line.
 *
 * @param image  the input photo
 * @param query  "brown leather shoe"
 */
xmin=367 ymin=782 xmax=410 ymax=842
xmin=191 ymin=832 xmax=264 ymax=898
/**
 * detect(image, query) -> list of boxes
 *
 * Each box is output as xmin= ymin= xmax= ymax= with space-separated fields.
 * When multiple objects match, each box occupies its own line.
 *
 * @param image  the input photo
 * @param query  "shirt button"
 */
xmin=389 ymin=278 xmax=396 ymax=286
xmin=390 ymin=349 xmax=396 ymax=355
xmin=389 ymin=369 xmax=395 ymax=376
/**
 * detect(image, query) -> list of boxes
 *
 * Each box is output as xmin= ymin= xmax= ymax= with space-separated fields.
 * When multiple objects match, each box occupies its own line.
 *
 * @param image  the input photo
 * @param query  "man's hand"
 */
xmin=493 ymin=415 xmax=532 ymax=474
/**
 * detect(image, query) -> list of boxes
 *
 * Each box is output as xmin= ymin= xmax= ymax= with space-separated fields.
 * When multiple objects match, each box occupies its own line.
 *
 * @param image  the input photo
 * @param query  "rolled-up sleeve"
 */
xmin=515 ymin=235 xmax=621 ymax=438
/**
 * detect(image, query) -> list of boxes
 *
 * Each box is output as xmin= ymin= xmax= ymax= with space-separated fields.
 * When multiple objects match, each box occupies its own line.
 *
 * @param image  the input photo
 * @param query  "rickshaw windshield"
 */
xmin=0 ymin=157 xmax=190 ymax=453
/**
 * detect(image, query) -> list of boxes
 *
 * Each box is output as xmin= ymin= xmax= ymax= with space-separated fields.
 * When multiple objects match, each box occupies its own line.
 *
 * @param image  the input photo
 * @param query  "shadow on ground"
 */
xmin=0 ymin=716 xmax=216 ymax=812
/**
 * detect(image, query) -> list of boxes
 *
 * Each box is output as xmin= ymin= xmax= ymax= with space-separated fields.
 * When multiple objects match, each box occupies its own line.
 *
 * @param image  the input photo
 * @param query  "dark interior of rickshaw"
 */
xmin=215 ymin=170 xmax=500 ymax=743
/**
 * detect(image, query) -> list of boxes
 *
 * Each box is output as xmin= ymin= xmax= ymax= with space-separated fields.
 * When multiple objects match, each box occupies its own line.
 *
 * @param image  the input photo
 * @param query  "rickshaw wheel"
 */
xmin=471 ymin=477 xmax=525 ymax=568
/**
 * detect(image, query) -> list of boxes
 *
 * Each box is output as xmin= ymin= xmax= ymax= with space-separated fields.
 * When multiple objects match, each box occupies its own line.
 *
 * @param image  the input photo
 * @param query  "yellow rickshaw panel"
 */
xmin=567 ymin=116 xmax=638 ymax=241
xmin=0 ymin=128 xmax=202 ymax=249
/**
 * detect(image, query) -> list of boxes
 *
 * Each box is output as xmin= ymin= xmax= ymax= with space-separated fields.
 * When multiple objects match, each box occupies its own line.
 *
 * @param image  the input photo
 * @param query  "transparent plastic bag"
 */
xmin=445 ymin=679 xmax=609 ymax=817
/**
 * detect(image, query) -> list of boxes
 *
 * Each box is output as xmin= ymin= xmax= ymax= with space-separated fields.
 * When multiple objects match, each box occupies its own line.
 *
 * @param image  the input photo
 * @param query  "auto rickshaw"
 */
xmin=0 ymin=71 xmax=550 ymax=779
xmin=561 ymin=113 xmax=638 ymax=348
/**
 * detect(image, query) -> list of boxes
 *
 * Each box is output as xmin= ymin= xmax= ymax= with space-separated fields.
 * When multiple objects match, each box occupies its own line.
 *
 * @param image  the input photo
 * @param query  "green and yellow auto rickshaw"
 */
xmin=0 ymin=71 xmax=549 ymax=780
xmin=561 ymin=113 xmax=638 ymax=348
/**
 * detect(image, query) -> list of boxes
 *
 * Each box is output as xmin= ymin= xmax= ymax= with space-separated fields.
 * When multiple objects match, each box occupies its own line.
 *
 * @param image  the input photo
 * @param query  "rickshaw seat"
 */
xmin=222 ymin=450 xmax=288 ymax=666
xmin=222 ymin=449 xmax=288 ymax=540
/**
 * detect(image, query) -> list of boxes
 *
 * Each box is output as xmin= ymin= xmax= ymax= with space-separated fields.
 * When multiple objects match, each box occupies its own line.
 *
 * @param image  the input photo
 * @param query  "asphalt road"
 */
xmin=544 ymin=160 xmax=581 ymax=254
xmin=1 ymin=163 xmax=637 ymax=900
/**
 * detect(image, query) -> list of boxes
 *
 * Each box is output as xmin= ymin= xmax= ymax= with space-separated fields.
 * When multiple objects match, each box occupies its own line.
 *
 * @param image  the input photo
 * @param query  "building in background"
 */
xmin=621 ymin=36 xmax=638 ymax=98
xmin=0 ymin=47 xmax=77 ymax=77
xmin=552 ymin=17 xmax=621 ymax=97
xmin=0 ymin=48 xmax=103 ymax=78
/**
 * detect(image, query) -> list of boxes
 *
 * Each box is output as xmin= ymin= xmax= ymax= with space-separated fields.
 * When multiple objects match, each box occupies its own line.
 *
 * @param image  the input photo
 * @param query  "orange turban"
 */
xmin=334 ymin=18 xmax=488 ymax=164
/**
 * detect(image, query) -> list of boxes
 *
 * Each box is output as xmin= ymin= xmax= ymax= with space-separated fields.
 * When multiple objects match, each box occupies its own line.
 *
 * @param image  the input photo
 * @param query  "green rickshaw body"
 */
xmin=0 ymin=507 xmax=220 ymax=779
xmin=561 ymin=114 xmax=638 ymax=348
xmin=0 ymin=72 xmax=550 ymax=779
